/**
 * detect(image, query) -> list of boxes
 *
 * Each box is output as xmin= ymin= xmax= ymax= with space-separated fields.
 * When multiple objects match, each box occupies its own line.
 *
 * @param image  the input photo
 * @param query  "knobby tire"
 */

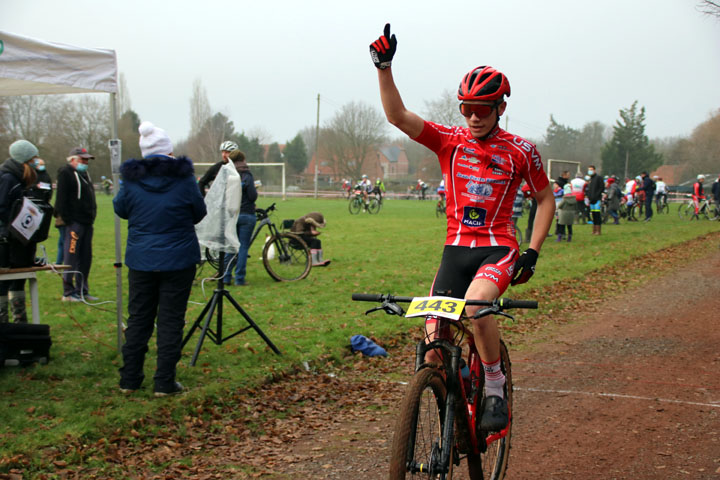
xmin=389 ymin=368 xmax=454 ymax=479
xmin=476 ymin=340 xmax=513 ymax=480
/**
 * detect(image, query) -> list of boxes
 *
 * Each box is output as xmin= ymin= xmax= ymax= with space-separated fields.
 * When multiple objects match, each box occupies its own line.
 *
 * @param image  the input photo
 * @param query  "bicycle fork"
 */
xmin=410 ymin=339 xmax=463 ymax=475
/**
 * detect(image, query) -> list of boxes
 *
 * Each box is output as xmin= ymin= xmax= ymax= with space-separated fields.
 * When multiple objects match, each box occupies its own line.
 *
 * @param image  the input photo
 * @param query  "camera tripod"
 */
xmin=181 ymin=251 xmax=281 ymax=366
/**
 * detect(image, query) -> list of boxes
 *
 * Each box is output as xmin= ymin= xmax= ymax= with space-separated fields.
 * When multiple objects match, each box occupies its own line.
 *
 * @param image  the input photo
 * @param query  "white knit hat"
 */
xmin=138 ymin=121 xmax=173 ymax=157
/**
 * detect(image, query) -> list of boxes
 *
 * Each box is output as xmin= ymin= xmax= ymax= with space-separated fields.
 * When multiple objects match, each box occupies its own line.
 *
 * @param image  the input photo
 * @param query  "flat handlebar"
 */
xmin=351 ymin=293 xmax=537 ymax=310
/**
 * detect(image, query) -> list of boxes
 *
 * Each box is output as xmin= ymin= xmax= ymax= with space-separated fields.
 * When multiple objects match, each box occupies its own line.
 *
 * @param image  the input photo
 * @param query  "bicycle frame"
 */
xmin=247 ymin=204 xmax=294 ymax=262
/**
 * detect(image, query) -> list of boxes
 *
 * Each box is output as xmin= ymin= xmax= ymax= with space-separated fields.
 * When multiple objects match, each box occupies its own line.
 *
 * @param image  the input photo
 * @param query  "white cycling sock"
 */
xmin=482 ymin=357 xmax=505 ymax=399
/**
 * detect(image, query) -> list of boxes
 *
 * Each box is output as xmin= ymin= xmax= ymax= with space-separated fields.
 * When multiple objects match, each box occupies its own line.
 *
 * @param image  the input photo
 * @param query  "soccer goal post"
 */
xmin=194 ymin=162 xmax=286 ymax=200
xmin=546 ymin=159 xmax=582 ymax=182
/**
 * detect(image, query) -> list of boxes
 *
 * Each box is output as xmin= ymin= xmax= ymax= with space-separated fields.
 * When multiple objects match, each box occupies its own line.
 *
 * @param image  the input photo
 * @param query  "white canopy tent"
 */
xmin=0 ymin=29 xmax=125 ymax=349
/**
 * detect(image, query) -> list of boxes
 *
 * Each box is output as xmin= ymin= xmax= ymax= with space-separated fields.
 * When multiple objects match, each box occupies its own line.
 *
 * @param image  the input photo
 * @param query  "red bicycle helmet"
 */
xmin=457 ymin=66 xmax=511 ymax=103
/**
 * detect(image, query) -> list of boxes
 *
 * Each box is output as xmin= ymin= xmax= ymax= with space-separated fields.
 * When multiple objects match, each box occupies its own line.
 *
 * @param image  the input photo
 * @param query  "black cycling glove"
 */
xmin=511 ymin=248 xmax=538 ymax=286
xmin=369 ymin=23 xmax=397 ymax=70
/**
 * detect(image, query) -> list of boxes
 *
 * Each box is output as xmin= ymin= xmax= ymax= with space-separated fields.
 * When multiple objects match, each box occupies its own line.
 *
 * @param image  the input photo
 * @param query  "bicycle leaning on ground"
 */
xmin=206 ymin=203 xmax=311 ymax=282
xmin=349 ymin=188 xmax=381 ymax=214
xmin=678 ymin=198 xmax=719 ymax=221
xmin=352 ymin=293 xmax=537 ymax=479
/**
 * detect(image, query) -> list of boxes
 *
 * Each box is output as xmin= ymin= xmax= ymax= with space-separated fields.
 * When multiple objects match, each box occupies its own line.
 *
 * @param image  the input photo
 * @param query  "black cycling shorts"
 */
xmin=430 ymin=245 xmax=518 ymax=299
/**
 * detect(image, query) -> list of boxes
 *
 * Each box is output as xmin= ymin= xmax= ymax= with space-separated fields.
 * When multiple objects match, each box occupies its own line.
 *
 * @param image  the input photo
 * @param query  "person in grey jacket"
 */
xmin=556 ymin=184 xmax=577 ymax=242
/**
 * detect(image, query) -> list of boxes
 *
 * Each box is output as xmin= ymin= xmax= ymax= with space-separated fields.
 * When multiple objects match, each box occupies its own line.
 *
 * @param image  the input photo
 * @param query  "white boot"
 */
xmin=311 ymin=249 xmax=331 ymax=267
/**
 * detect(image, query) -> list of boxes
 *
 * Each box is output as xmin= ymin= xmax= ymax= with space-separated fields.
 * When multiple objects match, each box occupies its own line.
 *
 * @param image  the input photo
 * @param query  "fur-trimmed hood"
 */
xmin=120 ymin=155 xmax=194 ymax=181
xmin=120 ymin=155 xmax=195 ymax=194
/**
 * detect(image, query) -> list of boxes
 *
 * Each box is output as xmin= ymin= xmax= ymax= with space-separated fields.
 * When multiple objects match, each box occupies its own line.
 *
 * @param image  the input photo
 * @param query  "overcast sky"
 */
xmin=3 ymin=0 xmax=719 ymax=148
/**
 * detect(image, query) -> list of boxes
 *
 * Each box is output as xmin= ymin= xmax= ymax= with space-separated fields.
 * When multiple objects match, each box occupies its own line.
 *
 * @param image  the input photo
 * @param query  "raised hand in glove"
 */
xmin=369 ymin=23 xmax=397 ymax=70
xmin=511 ymin=248 xmax=538 ymax=286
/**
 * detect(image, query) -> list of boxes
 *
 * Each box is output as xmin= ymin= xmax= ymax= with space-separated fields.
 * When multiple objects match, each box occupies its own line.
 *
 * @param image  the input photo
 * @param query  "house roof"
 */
xmin=379 ymin=145 xmax=402 ymax=163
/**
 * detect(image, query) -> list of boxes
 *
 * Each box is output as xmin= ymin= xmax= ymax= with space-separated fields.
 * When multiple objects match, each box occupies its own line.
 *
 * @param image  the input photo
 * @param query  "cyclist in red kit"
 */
xmin=370 ymin=24 xmax=555 ymax=432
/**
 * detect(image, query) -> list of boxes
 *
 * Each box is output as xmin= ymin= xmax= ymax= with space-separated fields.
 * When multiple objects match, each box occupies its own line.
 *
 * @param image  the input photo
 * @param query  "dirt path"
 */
xmin=243 ymin=240 xmax=720 ymax=480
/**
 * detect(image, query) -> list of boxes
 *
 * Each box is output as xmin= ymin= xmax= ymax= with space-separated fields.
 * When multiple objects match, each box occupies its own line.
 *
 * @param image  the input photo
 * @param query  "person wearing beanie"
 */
xmin=0 ymin=140 xmax=40 ymax=322
xmin=222 ymin=148 xmax=258 ymax=286
xmin=197 ymin=139 xmax=239 ymax=196
xmin=55 ymin=146 xmax=97 ymax=302
xmin=114 ymin=121 xmax=206 ymax=397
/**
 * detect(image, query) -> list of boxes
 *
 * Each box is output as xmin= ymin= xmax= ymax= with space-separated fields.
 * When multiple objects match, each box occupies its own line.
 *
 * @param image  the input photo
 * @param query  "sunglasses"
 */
xmin=459 ymin=103 xmax=497 ymax=118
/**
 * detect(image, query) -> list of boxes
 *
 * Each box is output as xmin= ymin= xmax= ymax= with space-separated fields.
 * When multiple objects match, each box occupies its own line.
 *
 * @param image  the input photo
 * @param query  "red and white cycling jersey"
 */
xmin=414 ymin=121 xmax=549 ymax=248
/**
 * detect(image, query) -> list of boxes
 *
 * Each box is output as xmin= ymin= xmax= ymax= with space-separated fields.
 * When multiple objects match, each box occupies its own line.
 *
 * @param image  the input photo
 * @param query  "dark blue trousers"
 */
xmin=119 ymin=266 xmax=195 ymax=391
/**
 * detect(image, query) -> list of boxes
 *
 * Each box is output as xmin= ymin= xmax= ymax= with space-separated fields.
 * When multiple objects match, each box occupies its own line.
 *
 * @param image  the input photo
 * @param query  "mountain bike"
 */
xmin=206 ymin=203 xmax=311 ymax=282
xmin=352 ymin=293 xmax=538 ymax=479
xmin=436 ymin=198 xmax=446 ymax=218
xmin=655 ymin=193 xmax=669 ymax=214
xmin=349 ymin=189 xmax=380 ymax=215
xmin=678 ymin=198 xmax=719 ymax=221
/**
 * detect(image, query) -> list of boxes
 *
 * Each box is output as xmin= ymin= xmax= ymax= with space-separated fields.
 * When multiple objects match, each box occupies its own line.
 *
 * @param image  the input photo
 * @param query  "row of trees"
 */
xmin=2 ymin=84 xmax=717 ymax=188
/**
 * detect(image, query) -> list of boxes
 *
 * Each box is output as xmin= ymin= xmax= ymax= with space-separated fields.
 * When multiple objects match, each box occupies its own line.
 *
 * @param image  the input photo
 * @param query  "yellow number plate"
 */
xmin=405 ymin=296 xmax=466 ymax=320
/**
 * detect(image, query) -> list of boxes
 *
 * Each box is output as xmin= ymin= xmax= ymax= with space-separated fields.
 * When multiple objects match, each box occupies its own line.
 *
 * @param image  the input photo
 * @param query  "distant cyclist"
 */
xmin=654 ymin=176 xmax=667 ymax=210
xmin=370 ymin=23 xmax=555 ymax=432
xmin=373 ymin=177 xmax=386 ymax=203
xmin=356 ymin=174 xmax=373 ymax=208
xmin=692 ymin=174 xmax=706 ymax=219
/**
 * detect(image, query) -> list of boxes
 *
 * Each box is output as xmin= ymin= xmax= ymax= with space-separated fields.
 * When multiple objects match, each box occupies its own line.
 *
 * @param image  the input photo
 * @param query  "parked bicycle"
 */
xmin=352 ymin=293 xmax=537 ymax=479
xmin=349 ymin=189 xmax=381 ymax=214
xmin=678 ymin=198 xmax=719 ymax=221
xmin=206 ymin=203 xmax=311 ymax=282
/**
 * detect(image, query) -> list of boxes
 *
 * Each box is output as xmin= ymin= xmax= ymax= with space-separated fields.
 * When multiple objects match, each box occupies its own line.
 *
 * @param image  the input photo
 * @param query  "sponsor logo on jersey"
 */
xmin=486 ymin=266 xmax=502 ymax=276
xmin=492 ymin=168 xmax=507 ymax=177
xmin=462 ymin=147 xmax=477 ymax=155
xmin=490 ymin=154 xmax=507 ymax=166
xmin=456 ymin=172 xmax=507 ymax=185
xmin=478 ymin=272 xmax=499 ymax=282
xmin=490 ymin=144 xmax=511 ymax=151
xmin=459 ymin=155 xmax=481 ymax=164
xmin=461 ymin=206 xmax=487 ymax=227
xmin=466 ymin=181 xmax=493 ymax=197
xmin=457 ymin=163 xmax=480 ymax=171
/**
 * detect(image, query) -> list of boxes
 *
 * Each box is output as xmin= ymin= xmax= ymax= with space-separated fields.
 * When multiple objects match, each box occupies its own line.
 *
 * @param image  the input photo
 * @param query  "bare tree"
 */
xmin=189 ymin=78 xmax=211 ymax=137
xmin=697 ymin=0 xmax=720 ymax=17
xmin=320 ymin=101 xmax=386 ymax=180
xmin=423 ymin=88 xmax=464 ymax=126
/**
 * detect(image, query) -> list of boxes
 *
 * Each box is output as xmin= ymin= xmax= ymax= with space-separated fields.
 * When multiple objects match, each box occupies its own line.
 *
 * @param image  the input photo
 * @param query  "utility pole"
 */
xmin=314 ymin=93 xmax=320 ymax=199
xmin=624 ymin=150 xmax=629 ymax=180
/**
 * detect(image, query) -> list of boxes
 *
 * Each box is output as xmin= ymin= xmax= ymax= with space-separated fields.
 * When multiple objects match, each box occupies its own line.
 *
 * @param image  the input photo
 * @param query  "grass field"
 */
xmin=1 ymin=194 xmax=718 ymax=469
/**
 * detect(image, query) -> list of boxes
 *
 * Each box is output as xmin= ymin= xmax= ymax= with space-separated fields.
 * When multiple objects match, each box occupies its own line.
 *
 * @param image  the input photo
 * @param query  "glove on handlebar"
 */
xmin=369 ymin=23 xmax=397 ymax=70
xmin=511 ymin=248 xmax=538 ymax=286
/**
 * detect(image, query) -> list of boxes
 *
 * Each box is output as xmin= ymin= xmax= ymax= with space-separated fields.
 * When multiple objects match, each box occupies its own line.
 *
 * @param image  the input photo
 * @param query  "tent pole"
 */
xmin=110 ymin=92 xmax=123 ymax=351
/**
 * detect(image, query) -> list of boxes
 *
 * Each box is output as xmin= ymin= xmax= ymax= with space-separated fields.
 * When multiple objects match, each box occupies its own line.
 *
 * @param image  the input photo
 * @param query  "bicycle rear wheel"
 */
xmin=436 ymin=202 xmax=445 ymax=218
xmin=262 ymin=233 xmax=311 ymax=282
xmin=349 ymin=198 xmax=362 ymax=215
xmin=475 ymin=339 xmax=513 ymax=480
xmin=389 ymin=367 xmax=454 ymax=479
xmin=368 ymin=197 xmax=381 ymax=214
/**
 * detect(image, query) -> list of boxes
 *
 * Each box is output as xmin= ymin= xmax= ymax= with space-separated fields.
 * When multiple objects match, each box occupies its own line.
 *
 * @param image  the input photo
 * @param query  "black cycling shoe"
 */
xmin=479 ymin=395 xmax=509 ymax=432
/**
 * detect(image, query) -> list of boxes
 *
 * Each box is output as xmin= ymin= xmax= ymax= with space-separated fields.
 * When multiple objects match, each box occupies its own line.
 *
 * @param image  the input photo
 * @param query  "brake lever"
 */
xmin=364 ymin=301 xmax=405 ymax=317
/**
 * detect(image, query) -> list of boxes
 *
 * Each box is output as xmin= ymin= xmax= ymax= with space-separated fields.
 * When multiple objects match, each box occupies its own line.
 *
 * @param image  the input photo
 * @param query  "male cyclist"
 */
xmin=370 ymin=24 xmax=555 ymax=432
xmin=356 ymin=174 xmax=373 ymax=208
xmin=198 ymin=141 xmax=238 ymax=196
xmin=654 ymin=176 xmax=667 ymax=210
xmin=692 ymin=174 xmax=706 ymax=219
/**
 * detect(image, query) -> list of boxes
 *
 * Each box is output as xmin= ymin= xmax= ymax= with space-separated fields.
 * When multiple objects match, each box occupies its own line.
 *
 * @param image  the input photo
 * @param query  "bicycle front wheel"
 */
xmin=262 ymin=233 xmax=311 ymax=282
xmin=368 ymin=197 xmax=381 ymax=214
xmin=679 ymin=202 xmax=694 ymax=221
xmin=349 ymin=198 xmax=362 ymax=215
xmin=389 ymin=367 xmax=454 ymax=479
xmin=476 ymin=339 xmax=513 ymax=480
